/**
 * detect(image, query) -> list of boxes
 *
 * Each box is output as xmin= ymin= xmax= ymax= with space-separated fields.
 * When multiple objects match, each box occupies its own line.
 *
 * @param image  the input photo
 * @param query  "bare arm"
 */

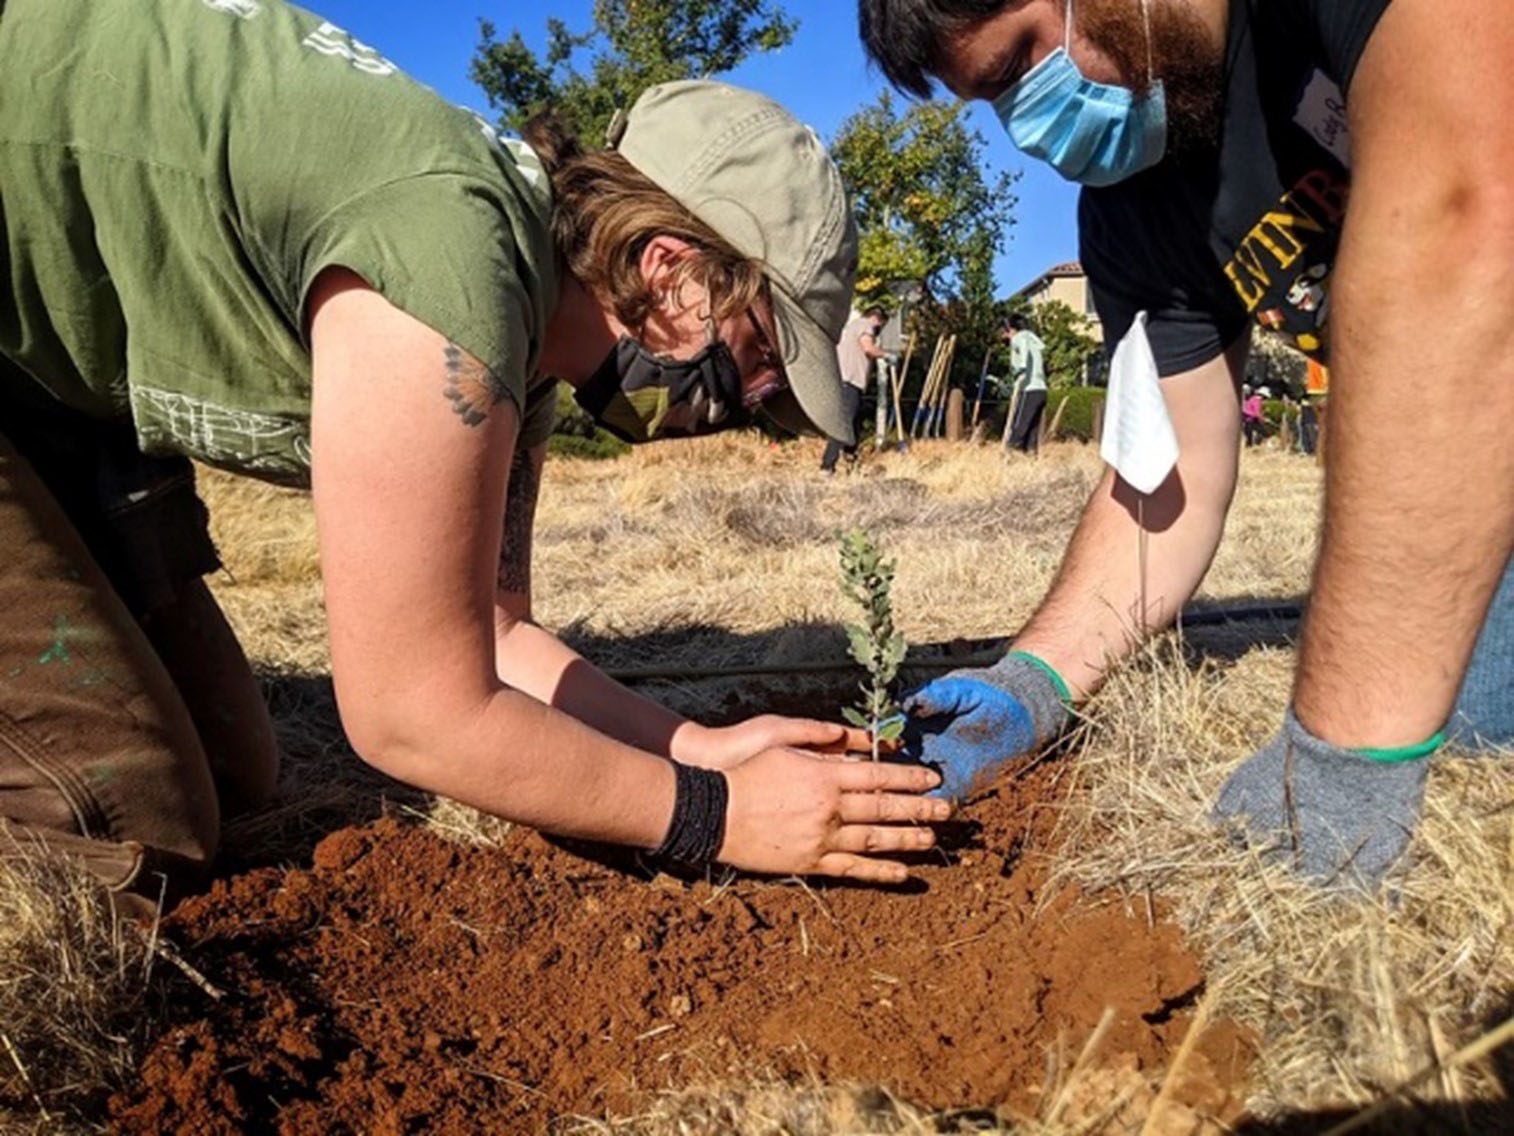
xmin=308 ymin=269 xmax=938 ymax=878
xmin=490 ymin=441 xmax=691 ymax=757
xmin=309 ymin=270 xmax=675 ymax=847
xmin=1013 ymin=338 xmax=1248 ymax=696
xmin=489 ymin=446 xmax=866 ymax=762
xmin=860 ymin=330 xmax=889 ymax=361
xmin=1291 ymin=0 xmax=1514 ymax=747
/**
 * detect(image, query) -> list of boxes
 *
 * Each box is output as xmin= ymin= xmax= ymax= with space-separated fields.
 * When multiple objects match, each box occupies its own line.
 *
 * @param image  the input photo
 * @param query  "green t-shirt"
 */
xmin=0 ymin=0 xmax=559 ymax=485
xmin=1010 ymin=331 xmax=1047 ymax=394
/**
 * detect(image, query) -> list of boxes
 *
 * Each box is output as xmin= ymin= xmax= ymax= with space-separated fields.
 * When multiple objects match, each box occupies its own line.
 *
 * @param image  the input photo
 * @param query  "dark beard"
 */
xmin=1080 ymin=0 xmax=1225 ymax=160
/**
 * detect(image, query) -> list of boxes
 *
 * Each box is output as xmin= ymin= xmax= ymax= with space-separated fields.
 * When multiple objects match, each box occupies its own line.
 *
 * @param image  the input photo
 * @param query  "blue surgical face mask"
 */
xmin=992 ymin=0 xmax=1167 ymax=187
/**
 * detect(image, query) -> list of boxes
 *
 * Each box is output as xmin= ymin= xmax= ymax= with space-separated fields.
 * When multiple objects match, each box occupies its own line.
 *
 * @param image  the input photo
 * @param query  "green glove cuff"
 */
xmin=1352 ymin=730 xmax=1446 ymax=764
xmin=1006 ymin=650 xmax=1073 ymax=706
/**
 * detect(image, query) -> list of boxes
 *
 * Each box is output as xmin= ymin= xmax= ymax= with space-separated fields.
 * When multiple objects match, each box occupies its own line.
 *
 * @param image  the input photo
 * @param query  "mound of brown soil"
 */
xmin=110 ymin=756 xmax=1250 ymax=1134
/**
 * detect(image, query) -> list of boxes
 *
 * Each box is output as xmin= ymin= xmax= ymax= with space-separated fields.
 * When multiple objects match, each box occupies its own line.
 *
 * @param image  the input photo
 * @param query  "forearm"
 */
xmin=1013 ymin=346 xmax=1245 ymax=696
xmin=1014 ymin=460 xmax=1230 ymax=696
xmin=356 ymin=682 xmax=676 ymax=848
xmin=1298 ymin=304 xmax=1514 ymax=746
xmin=1292 ymin=0 xmax=1514 ymax=747
xmin=494 ymin=616 xmax=690 ymax=756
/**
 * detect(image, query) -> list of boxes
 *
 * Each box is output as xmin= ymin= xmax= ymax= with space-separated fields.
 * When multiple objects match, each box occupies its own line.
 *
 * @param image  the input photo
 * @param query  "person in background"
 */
xmin=1003 ymin=312 xmax=1049 ymax=453
xmin=1241 ymin=385 xmax=1266 ymax=446
xmin=821 ymin=305 xmax=890 ymax=475
xmin=1299 ymin=397 xmax=1321 ymax=457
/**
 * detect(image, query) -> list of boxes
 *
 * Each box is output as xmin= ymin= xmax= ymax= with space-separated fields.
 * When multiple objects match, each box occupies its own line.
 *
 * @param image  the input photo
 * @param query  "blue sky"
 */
xmin=308 ymin=0 xmax=1081 ymax=298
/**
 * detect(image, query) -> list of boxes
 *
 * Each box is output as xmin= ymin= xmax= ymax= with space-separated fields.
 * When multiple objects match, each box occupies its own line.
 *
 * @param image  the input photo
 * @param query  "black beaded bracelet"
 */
xmin=653 ymin=762 xmax=729 ymax=869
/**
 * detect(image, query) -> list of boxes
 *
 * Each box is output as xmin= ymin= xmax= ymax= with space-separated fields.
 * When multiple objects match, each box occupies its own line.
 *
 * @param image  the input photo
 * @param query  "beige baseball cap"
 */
xmin=610 ymin=80 xmax=859 ymax=443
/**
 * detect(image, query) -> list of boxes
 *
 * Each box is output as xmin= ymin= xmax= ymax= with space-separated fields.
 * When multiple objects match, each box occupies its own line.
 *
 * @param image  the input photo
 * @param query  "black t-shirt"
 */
xmin=1079 ymin=0 xmax=1390 ymax=375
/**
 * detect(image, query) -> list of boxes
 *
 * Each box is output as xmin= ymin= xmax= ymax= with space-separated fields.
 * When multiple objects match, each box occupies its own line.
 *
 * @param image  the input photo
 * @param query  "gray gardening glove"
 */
xmin=1213 ymin=709 xmax=1433 ymax=892
xmin=902 ymin=652 xmax=1071 ymax=800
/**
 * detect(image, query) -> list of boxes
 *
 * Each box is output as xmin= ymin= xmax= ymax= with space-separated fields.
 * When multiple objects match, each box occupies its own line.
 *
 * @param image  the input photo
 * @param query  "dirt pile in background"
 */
xmin=110 ymin=751 xmax=1250 ymax=1134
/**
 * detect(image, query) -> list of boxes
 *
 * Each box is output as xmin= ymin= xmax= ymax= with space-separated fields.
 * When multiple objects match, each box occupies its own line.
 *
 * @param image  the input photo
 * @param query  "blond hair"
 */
xmin=523 ymin=110 xmax=768 ymax=331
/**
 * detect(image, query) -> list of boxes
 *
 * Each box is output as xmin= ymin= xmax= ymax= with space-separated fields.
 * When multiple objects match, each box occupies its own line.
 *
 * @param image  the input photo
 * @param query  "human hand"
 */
xmin=903 ymin=652 xmax=1070 ymax=800
xmin=671 ymin=716 xmax=871 ymax=770
xmin=1213 ymin=709 xmax=1432 ymax=892
xmin=719 ymin=748 xmax=951 ymax=883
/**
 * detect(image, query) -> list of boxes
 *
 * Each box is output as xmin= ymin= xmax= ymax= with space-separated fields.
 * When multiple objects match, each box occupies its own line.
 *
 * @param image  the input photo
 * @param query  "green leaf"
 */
xmin=845 ymin=624 xmax=873 ymax=667
xmin=876 ymin=716 xmax=905 ymax=742
xmin=841 ymin=706 xmax=871 ymax=729
xmin=836 ymin=524 xmax=909 ymax=736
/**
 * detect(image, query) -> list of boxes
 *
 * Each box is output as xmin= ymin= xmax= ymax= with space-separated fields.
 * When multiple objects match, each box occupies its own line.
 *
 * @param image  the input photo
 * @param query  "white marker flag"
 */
xmin=1100 ymin=312 xmax=1179 ymax=495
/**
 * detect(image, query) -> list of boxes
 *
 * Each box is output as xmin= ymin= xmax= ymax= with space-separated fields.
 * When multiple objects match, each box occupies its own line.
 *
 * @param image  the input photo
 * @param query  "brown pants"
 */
xmin=0 ymin=429 xmax=277 ymax=913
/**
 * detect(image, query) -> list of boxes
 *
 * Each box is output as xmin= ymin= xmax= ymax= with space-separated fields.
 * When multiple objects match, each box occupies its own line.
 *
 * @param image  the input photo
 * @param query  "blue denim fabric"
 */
xmin=1450 ymin=553 xmax=1514 ymax=749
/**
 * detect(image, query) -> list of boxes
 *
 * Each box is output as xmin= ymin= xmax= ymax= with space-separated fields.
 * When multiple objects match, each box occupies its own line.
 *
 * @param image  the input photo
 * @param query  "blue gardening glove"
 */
xmin=1213 ymin=709 xmax=1435 ymax=892
xmin=903 ymin=652 xmax=1071 ymax=800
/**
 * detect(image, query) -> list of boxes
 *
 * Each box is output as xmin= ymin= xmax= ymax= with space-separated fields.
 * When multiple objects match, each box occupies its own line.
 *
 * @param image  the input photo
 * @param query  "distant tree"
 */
xmin=831 ymin=92 xmax=1018 ymax=385
xmin=471 ymin=0 xmax=797 ymax=142
xmin=1033 ymin=299 xmax=1101 ymax=387
xmin=1247 ymin=327 xmax=1310 ymax=395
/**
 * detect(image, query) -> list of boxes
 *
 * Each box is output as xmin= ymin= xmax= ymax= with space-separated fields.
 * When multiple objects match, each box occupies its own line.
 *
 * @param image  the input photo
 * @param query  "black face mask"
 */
xmin=573 ymin=336 xmax=747 ymax=444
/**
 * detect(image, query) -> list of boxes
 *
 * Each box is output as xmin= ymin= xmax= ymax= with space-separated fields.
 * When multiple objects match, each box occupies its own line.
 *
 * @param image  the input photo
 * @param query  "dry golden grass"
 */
xmin=1056 ymin=634 xmax=1514 ymax=1127
xmin=558 ymin=1057 xmax=1220 ymax=1136
xmin=0 ymin=841 xmax=161 ymax=1133
xmin=7 ymin=431 xmax=1513 ymax=1132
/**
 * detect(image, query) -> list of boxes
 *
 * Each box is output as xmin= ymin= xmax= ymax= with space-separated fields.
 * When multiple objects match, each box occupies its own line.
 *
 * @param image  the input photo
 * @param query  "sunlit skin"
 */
xmin=935 ymin=0 xmax=1224 ymax=101
xmin=936 ymin=1 xmax=1131 ymax=99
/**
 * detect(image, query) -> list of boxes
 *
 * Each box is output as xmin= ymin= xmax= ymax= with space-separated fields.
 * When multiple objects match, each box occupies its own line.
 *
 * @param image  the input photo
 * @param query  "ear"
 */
xmin=637 ymin=235 xmax=696 ymax=309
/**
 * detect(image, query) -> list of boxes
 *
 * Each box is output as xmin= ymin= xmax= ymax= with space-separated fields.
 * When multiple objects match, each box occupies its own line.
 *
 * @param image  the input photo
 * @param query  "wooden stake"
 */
xmin=1002 ymin=382 xmax=1023 ymax=448
xmin=970 ymin=344 xmax=993 ymax=428
xmin=945 ymin=387 xmax=966 ymax=441
xmin=926 ymin=335 xmax=956 ymax=437
xmin=1043 ymin=391 xmax=1069 ymax=448
xmin=913 ymin=335 xmax=948 ymax=439
xmin=892 ymin=332 xmax=916 ymax=445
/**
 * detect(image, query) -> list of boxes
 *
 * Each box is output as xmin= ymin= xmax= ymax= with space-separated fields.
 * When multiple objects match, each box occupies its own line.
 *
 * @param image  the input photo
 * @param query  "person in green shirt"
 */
xmin=1003 ymin=312 xmax=1048 ymax=453
xmin=0 ymin=0 xmax=947 ymax=915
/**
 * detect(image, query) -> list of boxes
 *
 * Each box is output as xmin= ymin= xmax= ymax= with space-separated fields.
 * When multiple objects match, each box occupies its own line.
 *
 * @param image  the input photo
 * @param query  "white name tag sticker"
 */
xmin=1294 ymin=70 xmax=1351 ymax=168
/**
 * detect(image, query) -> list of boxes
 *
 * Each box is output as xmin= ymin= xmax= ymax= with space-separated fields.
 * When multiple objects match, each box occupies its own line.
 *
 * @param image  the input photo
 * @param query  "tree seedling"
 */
xmin=837 ymin=527 xmax=907 ymax=761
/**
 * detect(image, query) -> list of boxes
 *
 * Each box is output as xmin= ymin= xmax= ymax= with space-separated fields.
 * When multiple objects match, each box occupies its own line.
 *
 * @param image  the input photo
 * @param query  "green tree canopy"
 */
xmin=1030 ymin=299 xmax=1101 ymax=387
xmin=1247 ymin=327 xmax=1309 ymax=395
xmin=831 ymin=92 xmax=1017 ymax=388
xmin=471 ymin=0 xmax=796 ymax=142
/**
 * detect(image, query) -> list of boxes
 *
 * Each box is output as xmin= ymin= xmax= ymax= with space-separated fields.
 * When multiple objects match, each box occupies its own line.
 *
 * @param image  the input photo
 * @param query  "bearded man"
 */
xmin=861 ymin=0 xmax=1514 ymax=891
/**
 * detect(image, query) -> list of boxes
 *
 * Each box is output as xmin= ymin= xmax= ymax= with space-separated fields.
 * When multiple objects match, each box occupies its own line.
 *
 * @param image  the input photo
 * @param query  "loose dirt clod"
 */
xmin=109 ymin=749 xmax=1250 ymax=1133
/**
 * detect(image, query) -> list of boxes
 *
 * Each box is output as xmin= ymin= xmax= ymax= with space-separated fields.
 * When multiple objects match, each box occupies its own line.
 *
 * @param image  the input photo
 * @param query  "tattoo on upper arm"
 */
xmin=497 ymin=447 xmax=541 ymax=595
xmin=443 ymin=341 xmax=510 ymax=427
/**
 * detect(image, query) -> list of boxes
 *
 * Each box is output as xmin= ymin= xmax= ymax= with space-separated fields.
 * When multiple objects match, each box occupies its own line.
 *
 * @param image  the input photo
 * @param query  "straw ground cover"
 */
xmin=4 ymin=433 xmax=1513 ymax=1131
